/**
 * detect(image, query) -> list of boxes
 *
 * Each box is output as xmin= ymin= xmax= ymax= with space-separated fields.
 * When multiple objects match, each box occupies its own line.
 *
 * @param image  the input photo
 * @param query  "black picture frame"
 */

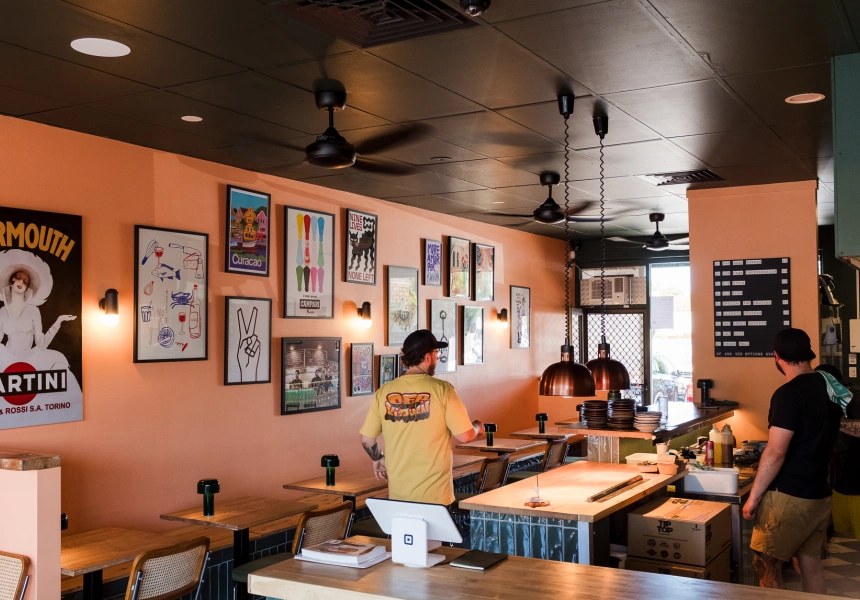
xmin=344 ymin=209 xmax=378 ymax=285
xmin=473 ymin=242 xmax=495 ymax=302
xmin=225 ymin=185 xmax=271 ymax=277
xmin=423 ymin=238 xmax=442 ymax=287
xmin=134 ymin=225 xmax=209 ymax=363
xmin=397 ymin=354 xmax=408 ymax=377
xmin=224 ymin=296 xmax=272 ymax=385
xmin=284 ymin=206 xmax=336 ymax=319
xmin=448 ymin=236 xmax=471 ymax=298
xmin=350 ymin=342 xmax=374 ymax=396
xmin=462 ymin=306 xmax=484 ymax=365
xmin=387 ymin=266 xmax=419 ymax=346
xmin=378 ymin=354 xmax=398 ymax=387
xmin=429 ymin=299 xmax=457 ymax=373
xmin=511 ymin=285 xmax=531 ymax=349
xmin=281 ymin=337 xmax=342 ymax=415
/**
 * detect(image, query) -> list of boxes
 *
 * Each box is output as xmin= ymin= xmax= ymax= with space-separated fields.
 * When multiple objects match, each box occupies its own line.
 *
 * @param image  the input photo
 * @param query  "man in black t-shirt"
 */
xmin=742 ymin=328 xmax=843 ymax=593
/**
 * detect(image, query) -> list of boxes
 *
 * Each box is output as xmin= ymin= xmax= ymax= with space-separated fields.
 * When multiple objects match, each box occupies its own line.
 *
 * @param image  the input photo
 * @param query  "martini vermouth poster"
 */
xmin=284 ymin=207 xmax=335 ymax=318
xmin=0 ymin=206 xmax=83 ymax=430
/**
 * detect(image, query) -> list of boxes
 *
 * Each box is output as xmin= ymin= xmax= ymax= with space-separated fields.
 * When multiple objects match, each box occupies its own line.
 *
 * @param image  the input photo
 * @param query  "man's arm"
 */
xmin=742 ymin=426 xmax=794 ymax=520
xmin=840 ymin=419 xmax=860 ymax=438
xmin=360 ymin=435 xmax=387 ymax=481
xmin=453 ymin=420 xmax=484 ymax=444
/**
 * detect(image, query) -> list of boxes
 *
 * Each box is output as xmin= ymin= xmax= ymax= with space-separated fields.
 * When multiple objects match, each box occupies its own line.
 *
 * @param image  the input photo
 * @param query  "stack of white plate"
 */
xmin=633 ymin=412 xmax=662 ymax=432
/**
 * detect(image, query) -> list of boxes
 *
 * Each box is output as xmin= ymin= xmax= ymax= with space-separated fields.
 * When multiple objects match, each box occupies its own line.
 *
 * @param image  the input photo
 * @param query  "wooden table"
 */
xmin=61 ymin=527 xmax=164 ymax=600
xmin=509 ymin=427 xmax=585 ymax=441
xmin=455 ymin=438 xmax=545 ymax=454
xmin=458 ymin=461 xmax=685 ymax=565
xmin=161 ymin=496 xmax=315 ymax=600
xmin=249 ymin=535 xmax=829 ymax=600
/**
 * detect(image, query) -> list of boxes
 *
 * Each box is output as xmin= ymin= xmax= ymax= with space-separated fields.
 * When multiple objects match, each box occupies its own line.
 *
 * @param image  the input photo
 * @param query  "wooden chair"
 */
xmin=0 ymin=551 xmax=30 ymax=600
xmin=452 ymin=453 xmax=511 ymax=512
xmin=506 ymin=438 xmax=569 ymax=483
xmin=124 ymin=537 xmax=210 ymax=600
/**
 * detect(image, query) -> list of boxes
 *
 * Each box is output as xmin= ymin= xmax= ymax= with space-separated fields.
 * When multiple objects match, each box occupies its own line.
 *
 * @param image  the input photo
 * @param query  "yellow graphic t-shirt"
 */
xmin=359 ymin=374 xmax=473 ymax=506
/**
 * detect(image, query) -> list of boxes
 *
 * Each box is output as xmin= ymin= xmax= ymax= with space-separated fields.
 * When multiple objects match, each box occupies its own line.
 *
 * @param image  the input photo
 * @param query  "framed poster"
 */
xmin=397 ymin=355 xmax=408 ymax=377
xmin=350 ymin=342 xmax=374 ymax=396
xmin=448 ymin=236 xmax=470 ymax=298
xmin=424 ymin=239 xmax=442 ymax=287
xmin=282 ymin=337 xmax=341 ymax=415
xmin=226 ymin=185 xmax=270 ymax=277
xmin=473 ymin=243 xmax=495 ymax=302
xmin=224 ymin=296 xmax=272 ymax=385
xmin=345 ymin=209 xmax=377 ymax=285
xmin=379 ymin=354 xmax=398 ymax=387
xmin=387 ymin=266 xmax=419 ymax=346
xmin=284 ymin=207 xmax=335 ymax=318
xmin=511 ymin=285 xmax=531 ymax=349
xmin=134 ymin=225 xmax=208 ymax=363
xmin=0 ymin=206 xmax=83 ymax=430
xmin=462 ymin=306 xmax=484 ymax=365
xmin=429 ymin=299 xmax=457 ymax=373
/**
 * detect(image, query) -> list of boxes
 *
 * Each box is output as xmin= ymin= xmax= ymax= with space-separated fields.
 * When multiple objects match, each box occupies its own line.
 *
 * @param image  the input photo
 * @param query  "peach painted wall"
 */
xmin=0 ymin=115 xmax=566 ymax=533
xmin=688 ymin=181 xmax=819 ymax=443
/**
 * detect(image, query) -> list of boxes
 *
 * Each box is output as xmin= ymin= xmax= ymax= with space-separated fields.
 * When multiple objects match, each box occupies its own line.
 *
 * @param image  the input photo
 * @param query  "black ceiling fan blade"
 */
xmin=352 ymin=157 xmax=420 ymax=175
xmin=354 ymin=123 xmax=432 ymax=156
xmin=667 ymin=244 xmax=690 ymax=250
xmin=668 ymin=237 xmax=690 ymax=245
xmin=606 ymin=236 xmax=643 ymax=245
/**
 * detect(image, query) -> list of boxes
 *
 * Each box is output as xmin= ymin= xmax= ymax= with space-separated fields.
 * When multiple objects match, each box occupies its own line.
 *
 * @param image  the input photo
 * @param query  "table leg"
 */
xmin=234 ymin=528 xmax=251 ymax=600
xmin=343 ymin=494 xmax=357 ymax=513
xmin=82 ymin=569 xmax=103 ymax=600
xmin=576 ymin=519 xmax=610 ymax=566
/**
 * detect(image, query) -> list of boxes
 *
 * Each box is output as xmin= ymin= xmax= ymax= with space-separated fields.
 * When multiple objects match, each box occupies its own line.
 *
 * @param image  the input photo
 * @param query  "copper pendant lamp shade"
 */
xmin=540 ymin=344 xmax=596 ymax=396
xmin=586 ymin=341 xmax=630 ymax=391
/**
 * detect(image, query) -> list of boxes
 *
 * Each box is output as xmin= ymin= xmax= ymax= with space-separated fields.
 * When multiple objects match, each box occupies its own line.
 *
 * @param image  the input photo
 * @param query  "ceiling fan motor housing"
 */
xmin=306 ymin=128 xmax=357 ymax=168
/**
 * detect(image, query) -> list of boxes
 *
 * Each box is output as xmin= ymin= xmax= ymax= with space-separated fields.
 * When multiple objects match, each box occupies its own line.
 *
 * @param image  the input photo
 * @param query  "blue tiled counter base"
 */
xmin=470 ymin=513 xmax=580 ymax=563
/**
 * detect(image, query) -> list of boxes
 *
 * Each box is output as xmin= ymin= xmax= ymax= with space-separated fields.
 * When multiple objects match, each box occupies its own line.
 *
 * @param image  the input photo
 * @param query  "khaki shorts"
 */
xmin=750 ymin=490 xmax=831 ymax=562
xmin=832 ymin=490 xmax=860 ymax=540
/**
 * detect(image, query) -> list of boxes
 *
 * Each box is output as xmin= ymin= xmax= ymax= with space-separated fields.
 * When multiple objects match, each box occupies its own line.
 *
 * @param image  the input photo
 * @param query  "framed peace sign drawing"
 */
xmin=224 ymin=297 xmax=272 ymax=385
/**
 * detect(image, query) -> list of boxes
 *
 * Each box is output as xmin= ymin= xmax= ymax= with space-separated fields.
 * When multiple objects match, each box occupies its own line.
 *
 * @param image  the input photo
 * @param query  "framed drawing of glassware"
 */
xmin=379 ymin=354 xmax=398 ymax=387
xmin=345 ymin=209 xmax=377 ymax=285
xmin=462 ymin=306 xmax=484 ymax=365
xmin=387 ymin=266 xmax=419 ymax=346
xmin=284 ymin=207 xmax=335 ymax=319
xmin=448 ymin=236 xmax=470 ymax=298
xmin=511 ymin=285 xmax=531 ymax=349
xmin=224 ymin=296 xmax=272 ymax=385
xmin=350 ymin=342 xmax=374 ymax=396
xmin=226 ymin=185 xmax=270 ymax=277
xmin=134 ymin=225 xmax=208 ymax=363
xmin=473 ymin=243 xmax=494 ymax=302
xmin=424 ymin=239 xmax=442 ymax=287
xmin=281 ymin=337 xmax=341 ymax=415
xmin=429 ymin=299 xmax=457 ymax=373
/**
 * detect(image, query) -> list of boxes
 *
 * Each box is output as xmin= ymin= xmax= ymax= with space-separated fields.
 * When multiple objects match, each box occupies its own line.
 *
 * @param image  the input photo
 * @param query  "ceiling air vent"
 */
xmin=273 ymin=0 xmax=477 ymax=48
xmin=638 ymin=169 xmax=724 ymax=186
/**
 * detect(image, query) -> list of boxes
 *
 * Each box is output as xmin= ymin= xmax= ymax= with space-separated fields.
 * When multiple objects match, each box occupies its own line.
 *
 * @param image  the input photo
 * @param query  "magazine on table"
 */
xmin=299 ymin=539 xmax=388 ymax=566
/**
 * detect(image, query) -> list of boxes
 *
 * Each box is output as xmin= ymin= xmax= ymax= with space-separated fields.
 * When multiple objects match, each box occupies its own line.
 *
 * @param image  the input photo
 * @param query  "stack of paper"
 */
xmin=297 ymin=540 xmax=390 ymax=568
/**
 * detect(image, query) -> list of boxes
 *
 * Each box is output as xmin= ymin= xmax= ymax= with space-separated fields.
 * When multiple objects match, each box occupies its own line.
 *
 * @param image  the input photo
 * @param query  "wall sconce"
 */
xmin=99 ymin=288 xmax=119 ymax=326
xmin=497 ymin=308 xmax=509 ymax=329
xmin=357 ymin=301 xmax=372 ymax=328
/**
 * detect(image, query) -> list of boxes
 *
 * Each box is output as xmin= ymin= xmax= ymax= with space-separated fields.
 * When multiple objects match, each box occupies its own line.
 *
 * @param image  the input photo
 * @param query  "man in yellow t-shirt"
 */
xmin=359 ymin=330 xmax=482 ymax=506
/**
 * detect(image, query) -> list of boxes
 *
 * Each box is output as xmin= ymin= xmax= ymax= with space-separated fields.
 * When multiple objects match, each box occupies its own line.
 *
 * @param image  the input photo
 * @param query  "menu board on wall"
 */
xmin=714 ymin=257 xmax=791 ymax=357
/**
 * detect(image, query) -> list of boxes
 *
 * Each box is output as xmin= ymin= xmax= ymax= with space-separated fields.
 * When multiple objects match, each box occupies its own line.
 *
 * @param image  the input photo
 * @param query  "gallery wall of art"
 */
xmin=0 ymin=115 xmax=566 ymax=533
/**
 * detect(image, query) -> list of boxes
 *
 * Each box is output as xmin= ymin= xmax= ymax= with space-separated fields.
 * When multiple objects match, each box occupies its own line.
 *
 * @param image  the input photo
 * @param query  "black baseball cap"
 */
xmin=403 ymin=329 xmax=448 ymax=357
xmin=773 ymin=328 xmax=816 ymax=362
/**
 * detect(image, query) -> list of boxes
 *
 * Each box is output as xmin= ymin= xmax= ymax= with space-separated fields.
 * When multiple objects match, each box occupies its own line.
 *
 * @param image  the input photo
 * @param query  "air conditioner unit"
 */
xmin=580 ymin=276 xmax=632 ymax=306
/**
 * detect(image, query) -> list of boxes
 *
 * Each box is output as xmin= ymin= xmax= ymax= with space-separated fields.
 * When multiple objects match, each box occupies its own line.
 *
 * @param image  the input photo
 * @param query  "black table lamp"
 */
xmin=484 ymin=423 xmax=497 ymax=447
xmin=322 ymin=454 xmax=340 ymax=487
xmin=536 ymin=413 xmax=549 ymax=434
xmin=197 ymin=479 xmax=220 ymax=517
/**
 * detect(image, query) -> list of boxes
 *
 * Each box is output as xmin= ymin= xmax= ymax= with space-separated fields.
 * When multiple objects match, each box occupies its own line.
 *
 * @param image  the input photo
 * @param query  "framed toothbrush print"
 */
xmin=284 ymin=207 xmax=335 ymax=319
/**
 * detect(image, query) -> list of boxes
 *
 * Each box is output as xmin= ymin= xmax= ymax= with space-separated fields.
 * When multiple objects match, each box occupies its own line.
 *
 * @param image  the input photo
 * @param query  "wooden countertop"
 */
xmin=458 ymin=461 xmax=684 ymax=522
xmin=249 ymin=536 xmax=828 ymax=600
xmin=160 ymin=496 xmax=316 ymax=531
xmin=509 ymin=427 xmax=584 ymax=441
xmin=61 ymin=528 xmax=164 ymax=576
xmin=0 ymin=447 xmax=60 ymax=470
xmin=455 ymin=438 xmax=546 ymax=453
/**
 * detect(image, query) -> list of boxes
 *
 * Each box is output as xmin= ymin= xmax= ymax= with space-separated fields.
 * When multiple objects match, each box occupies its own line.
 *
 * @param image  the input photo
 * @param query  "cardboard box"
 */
xmin=626 ymin=546 xmax=730 ymax=582
xmin=628 ymin=497 xmax=731 ymax=566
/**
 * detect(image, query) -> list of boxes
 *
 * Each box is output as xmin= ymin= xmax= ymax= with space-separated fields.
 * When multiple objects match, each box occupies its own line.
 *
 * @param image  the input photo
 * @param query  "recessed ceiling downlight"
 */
xmin=70 ymin=38 xmax=130 ymax=57
xmin=785 ymin=93 xmax=825 ymax=104
xmin=181 ymin=116 xmax=203 ymax=122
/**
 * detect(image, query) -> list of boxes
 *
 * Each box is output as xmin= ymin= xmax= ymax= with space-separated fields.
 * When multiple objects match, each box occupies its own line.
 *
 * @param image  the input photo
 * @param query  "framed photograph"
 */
xmin=473 ymin=243 xmax=494 ymax=302
xmin=224 ymin=297 xmax=272 ymax=385
xmin=350 ymin=342 xmax=374 ymax=396
xmin=511 ymin=285 xmax=531 ymax=349
xmin=397 ymin=355 xmax=408 ymax=377
xmin=462 ymin=306 xmax=484 ymax=365
xmin=281 ymin=337 xmax=341 ymax=415
xmin=345 ymin=209 xmax=377 ymax=285
xmin=134 ymin=225 xmax=208 ymax=363
xmin=429 ymin=299 xmax=457 ymax=374
xmin=226 ymin=185 xmax=270 ymax=277
xmin=379 ymin=354 xmax=398 ymax=387
xmin=424 ymin=239 xmax=442 ymax=287
xmin=448 ymin=236 xmax=470 ymax=298
xmin=284 ymin=206 xmax=335 ymax=319
xmin=387 ymin=266 xmax=419 ymax=346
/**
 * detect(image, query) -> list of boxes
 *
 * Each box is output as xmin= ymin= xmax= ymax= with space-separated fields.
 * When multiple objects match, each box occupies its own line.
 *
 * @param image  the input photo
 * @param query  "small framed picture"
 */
xmin=224 ymin=297 xmax=272 ymax=385
xmin=473 ymin=243 xmax=494 ymax=302
xmin=350 ymin=342 xmax=374 ymax=396
xmin=345 ymin=209 xmax=377 ymax=285
xmin=511 ymin=285 xmax=531 ymax=349
xmin=281 ymin=337 xmax=341 ymax=415
xmin=462 ymin=306 xmax=484 ymax=365
xmin=378 ymin=354 xmax=398 ymax=387
xmin=284 ymin=206 xmax=335 ymax=319
xmin=429 ymin=299 xmax=457 ymax=373
xmin=424 ymin=239 xmax=442 ymax=286
xmin=448 ymin=236 xmax=471 ymax=298
xmin=226 ymin=185 xmax=270 ymax=277
xmin=387 ymin=266 xmax=419 ymax=346
xmin=397 ymin=355 xmax=408 ymax=377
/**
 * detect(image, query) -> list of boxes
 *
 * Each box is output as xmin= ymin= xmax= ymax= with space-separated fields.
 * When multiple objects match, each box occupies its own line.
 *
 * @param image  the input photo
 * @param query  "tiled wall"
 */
xmin=470 ymin=513 xmax=581 ymax=563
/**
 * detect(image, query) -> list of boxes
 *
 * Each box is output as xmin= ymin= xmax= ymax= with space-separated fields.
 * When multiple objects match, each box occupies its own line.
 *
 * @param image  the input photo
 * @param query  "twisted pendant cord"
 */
xmin=599 ymin=137 xmax=606 ymax=341
xmin=563 ymin=117 xmax=571 ymax=345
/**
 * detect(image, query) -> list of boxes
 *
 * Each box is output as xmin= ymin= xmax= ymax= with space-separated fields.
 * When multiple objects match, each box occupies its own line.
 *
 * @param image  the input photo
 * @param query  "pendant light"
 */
xmin=585 ymin=115 xmax=631 ymax=392
xmin=539 ymin=94 xmax=596 ymax=398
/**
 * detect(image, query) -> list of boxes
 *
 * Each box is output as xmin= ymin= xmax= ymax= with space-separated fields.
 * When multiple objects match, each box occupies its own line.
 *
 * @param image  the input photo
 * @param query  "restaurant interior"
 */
xmin=0 ymin=1 xmax=858 ymax=599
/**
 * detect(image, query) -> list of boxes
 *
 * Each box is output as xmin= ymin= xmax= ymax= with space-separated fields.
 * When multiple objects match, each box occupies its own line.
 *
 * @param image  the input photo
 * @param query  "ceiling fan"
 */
xmin=278 ymin=81 xmax=428 ymax=175
xmin=608 ymin=213 xmax=689 ymax=251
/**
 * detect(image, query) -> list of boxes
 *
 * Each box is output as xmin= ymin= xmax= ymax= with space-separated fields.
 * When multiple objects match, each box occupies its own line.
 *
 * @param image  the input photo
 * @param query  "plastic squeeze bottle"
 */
xmin=721 ymin=424 xmax=734 ymax=467
xmin=709 ymin=425 xmax=722 ymax=466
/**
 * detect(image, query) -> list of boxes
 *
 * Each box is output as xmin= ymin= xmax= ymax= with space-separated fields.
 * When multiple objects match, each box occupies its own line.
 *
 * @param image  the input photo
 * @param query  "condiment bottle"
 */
xmin=709 ymin=425 xmax=722 ymax=465
xmin=705 ymin=441 xmax=714 ymax=466
xmin=721 ymin=424 xmax=734 ymax=467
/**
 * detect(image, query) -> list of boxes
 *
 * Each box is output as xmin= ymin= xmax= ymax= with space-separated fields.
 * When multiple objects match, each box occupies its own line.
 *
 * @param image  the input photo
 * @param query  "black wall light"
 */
xmin=357 ymin=301 xmax=372 ymax=328
xmin=498 ymin=308 xmax=509 ymax=329
xmin=99 ymin=288 xmax=119 ymax=326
